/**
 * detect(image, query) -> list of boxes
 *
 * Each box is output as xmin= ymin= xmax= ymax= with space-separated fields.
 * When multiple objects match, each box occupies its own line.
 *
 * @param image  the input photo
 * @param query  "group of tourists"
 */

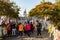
xmin=6 ymin=19 xmax=60 ymax=40
xmin=7 ymin=21 xmax=42 ymax=37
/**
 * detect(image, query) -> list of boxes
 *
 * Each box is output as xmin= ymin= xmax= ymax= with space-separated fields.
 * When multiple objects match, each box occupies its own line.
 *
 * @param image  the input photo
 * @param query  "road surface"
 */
xmin=3 ymin=31 xmax=53 ymax=40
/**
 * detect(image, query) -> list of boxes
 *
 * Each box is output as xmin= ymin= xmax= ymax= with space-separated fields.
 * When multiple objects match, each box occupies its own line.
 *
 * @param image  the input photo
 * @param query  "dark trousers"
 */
xmin=16 ymin=30 xmax=19 ymax=36
xmin=24 ymin=30 xmax=27 ymax=35
xmin=27 ymin=30 xmax=30 ymax=37
xmin=31 ymin=28 xmax=34 ymax=33
xmin=37 ymin=28 xmax=41 ymax=35
xmin=19 ymin=31 xmax=23 ymax=36
xmin=7 ymin=30 xmax=10 ymax=36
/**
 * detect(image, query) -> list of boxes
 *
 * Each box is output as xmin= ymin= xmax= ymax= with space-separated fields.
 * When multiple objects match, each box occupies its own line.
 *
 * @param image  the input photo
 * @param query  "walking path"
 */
xmin=3 ymin=31 xmax=53 ymax=40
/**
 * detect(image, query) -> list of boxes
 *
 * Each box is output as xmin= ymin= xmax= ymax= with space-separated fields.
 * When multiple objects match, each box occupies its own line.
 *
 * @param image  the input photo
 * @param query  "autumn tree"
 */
xmin=29 ymin=2 xmax=60 ymax=30
xmin=29 ymin=2 xmax=57 ymax=17
xmin=55 ymin=0 xmax=60 ymax=9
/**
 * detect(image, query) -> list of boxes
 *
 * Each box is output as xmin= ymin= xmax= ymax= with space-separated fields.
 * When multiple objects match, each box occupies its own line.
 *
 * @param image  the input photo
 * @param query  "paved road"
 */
xmin=3 ymin=31 xmax=53 ymax=40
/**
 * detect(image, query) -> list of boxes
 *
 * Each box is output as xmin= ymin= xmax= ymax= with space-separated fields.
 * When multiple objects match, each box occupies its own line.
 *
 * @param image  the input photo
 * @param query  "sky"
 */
xmin=10 ymin=0 xmax=55 ymax=17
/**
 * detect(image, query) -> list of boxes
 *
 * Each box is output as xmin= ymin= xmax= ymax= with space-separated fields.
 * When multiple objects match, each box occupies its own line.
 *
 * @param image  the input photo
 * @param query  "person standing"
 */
xmin=18 ymin=23 xmax=24 ymax=37
xmin=7 ymin=23 xmax=10 ymax=36
xmin=23 ymin=22 xmax=27 ymax=36
xmin=48 ymin=24 xmax=53 ymax=38
xmin=30 ymin=22 xmax=34 ymax=33
xmin=37 ymin=21 xmax=42 ymax=36
xmin=11 ymin=22 xmax=16 ymax=36
xmin=33 ymin=22 xmax=36 ymax=32
xmin=26 ymin=22 xmax=31 ymax=37
xmin=15 ymin=22 xmax=18 ymax=36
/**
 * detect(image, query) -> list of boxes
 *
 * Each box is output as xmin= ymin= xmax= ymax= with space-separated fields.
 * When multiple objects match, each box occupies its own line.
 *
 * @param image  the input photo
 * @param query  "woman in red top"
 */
xmin=7 ymin=23 xmax=10 ymax=36
xmin=26 ymin=22 xmax=31 ymax=37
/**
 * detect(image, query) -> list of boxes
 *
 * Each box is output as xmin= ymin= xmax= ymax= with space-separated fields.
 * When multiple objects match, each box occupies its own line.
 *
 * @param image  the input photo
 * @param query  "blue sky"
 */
xmin=10 ymin=0 xmax=55 ymax=17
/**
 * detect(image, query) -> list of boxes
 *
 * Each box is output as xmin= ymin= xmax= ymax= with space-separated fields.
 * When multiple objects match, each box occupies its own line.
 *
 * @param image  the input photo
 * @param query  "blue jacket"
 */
xmin=37 ymin=23 xmax=42 ymax=29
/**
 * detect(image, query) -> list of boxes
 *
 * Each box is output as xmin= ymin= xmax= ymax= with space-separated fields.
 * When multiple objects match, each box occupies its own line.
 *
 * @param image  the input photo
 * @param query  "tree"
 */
xmin=0 ymin=1 xmax=20 ymax=18
xmin=29 ymin=2 xmax=60 ymax=30
xmin=55 ymin=0 xmax=60 ymax=30
xmin=55 ymin=0 xmax=60 ymax=9
xmin=29 ymin=2 xmax=57 ymax=17
xmin=41 ymin=0 xmax=45 ymax=3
